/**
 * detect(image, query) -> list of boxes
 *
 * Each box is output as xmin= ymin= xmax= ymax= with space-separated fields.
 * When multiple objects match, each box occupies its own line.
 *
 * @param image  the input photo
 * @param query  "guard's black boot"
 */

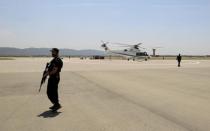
xmin=51 ymin=104 xmax=61 ymax=112
xmin=49 ymin=105 xmax=55 ymax=110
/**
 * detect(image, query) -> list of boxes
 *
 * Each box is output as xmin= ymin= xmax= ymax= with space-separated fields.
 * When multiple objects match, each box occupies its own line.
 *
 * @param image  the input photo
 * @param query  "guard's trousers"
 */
xmin=47 ymin=77 xmax=60 ymax=105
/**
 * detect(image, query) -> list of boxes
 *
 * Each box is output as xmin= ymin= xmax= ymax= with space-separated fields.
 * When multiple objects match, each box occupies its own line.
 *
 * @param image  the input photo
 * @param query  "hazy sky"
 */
xmin=0 ymin=0 xmax=210 ymax=55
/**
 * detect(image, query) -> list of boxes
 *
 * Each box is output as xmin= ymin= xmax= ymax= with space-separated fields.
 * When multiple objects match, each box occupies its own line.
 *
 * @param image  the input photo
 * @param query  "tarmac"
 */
xmin=0 ymin=58 xmax=210 ymax=131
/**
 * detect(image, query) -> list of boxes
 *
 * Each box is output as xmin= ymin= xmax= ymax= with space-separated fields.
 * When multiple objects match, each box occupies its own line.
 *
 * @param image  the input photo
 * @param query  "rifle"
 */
xmin=39 ymin=63 xmax=49 ymax=92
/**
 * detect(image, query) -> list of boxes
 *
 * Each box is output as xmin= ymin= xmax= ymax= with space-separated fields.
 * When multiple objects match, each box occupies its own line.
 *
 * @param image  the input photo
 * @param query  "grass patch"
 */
xmin=0 ymin=57 xmax=15 ymax=60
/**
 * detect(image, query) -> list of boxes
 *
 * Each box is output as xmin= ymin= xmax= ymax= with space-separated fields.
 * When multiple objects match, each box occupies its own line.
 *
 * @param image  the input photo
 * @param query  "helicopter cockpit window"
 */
xmin=136 ymin=52 xmax=148 ymax=56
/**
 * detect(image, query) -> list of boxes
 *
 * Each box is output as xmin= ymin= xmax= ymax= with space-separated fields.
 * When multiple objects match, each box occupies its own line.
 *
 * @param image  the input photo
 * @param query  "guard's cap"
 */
xmin=50 ymin=48 xmax=59 ymax=53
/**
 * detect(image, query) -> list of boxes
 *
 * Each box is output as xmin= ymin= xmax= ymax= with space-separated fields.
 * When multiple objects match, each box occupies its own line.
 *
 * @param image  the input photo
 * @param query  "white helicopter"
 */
xmin=101 ymin=41 xmax=151 ymax=61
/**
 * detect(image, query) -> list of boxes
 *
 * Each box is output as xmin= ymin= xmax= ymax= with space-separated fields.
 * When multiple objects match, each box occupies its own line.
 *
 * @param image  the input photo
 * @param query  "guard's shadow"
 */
xmin=37 ymin=110 xmax=62 ymax=118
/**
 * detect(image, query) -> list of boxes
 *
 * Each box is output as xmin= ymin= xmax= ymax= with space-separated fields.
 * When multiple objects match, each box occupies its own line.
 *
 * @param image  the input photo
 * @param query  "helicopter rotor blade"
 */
xmin=111 ymin=43 xmax=131 ymax=46
xmin=111 ymin=42 xmax=143 ymax=47
xmin=101 ymin=40 xmax=109 ymax=44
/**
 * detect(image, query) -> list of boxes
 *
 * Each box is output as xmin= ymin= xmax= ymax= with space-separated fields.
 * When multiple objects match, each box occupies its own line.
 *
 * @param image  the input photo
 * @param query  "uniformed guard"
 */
xmin=176 ymin=53 xmax=182 ymax=67
xmin=44 ymin=48 xmax=63 ymax=112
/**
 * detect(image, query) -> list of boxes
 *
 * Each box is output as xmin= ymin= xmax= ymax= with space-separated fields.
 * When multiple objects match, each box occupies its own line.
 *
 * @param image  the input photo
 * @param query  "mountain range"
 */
xmin=0 ymin=47 xmax=105 ymax=56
